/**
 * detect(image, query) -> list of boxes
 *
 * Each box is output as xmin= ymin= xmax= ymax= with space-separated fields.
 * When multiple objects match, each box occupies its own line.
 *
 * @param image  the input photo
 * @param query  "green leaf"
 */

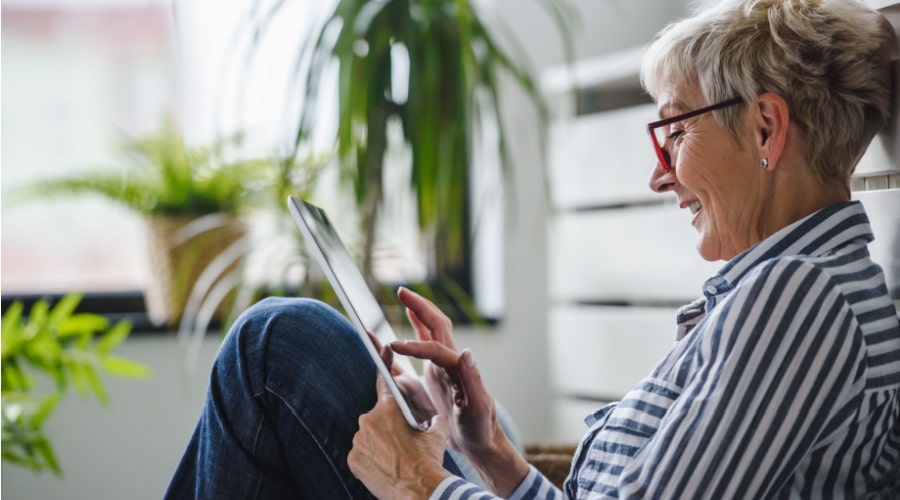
xmin=35 ymin=437 xmax=62 ymax=477
xmin=66 ymin=360 xmax=91 ymax=398
xmin=2 ymin=362 xmax=33 ymax=393
xmin=95 ymin=320 xmax=133 ymax=355
xmin=25 ymin=336 xmax=64 ymax=371
xmin=47 ymin=294 xmax=82 ymax=327
xmin=28 ymin=300 xmax=50 ymax=328
xmin=1 ymin=301 xmax=24 ymax=354
xmin=58 ymin=314 xmax=109 ymax=339
xmin=2 ymin=450 xmax=41 ymax=471
xmin=31 ymin=392 xmax=62 ymax=428
xmin=100 ymin=356 xmax=151 ymax=379
xmin=80 ymin=363 xmax=108 ymax=405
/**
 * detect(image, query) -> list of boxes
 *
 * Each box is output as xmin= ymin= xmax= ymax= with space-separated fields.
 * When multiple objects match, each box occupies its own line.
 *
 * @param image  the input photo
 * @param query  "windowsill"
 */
xmin=1 ymin=290 xmax=169 ymax=334
xmin=0 ymin=286 xmax=499 ymax=335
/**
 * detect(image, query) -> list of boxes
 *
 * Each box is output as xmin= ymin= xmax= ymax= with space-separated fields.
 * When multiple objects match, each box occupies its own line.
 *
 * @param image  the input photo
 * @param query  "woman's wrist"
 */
xmin=398 ymin=462 xmax=454 ymax=500
xmin=466 ymin=432 xmax=531 ymax=496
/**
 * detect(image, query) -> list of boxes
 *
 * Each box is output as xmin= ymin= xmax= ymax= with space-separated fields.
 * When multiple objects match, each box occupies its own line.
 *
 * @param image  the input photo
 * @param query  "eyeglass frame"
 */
xmin=647 ymin=96 xmax=744 ymax=173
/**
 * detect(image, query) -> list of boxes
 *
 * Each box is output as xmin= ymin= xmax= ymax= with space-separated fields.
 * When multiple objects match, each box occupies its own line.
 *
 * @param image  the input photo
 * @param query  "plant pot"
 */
xmin=144 ymin=215 xmax=246 ymax=328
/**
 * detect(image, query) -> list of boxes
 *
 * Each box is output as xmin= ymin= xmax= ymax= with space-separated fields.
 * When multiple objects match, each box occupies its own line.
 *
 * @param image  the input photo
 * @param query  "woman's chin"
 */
xmin=696 ymin=245 xmax=720 ymax=262
xmin=695 ymin=233 xmax=724 ymax=262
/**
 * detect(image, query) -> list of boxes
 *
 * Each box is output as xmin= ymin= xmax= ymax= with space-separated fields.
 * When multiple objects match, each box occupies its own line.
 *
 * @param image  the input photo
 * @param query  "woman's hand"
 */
xmin=367 ymin=331 xmax=437 ymax=424
xmin=348 ymin=375 xmax=451 ymax=499
xmin=391 ymin=287 xmax=530 ymax=495
xmin=393 ymin=288 xmax=494 ymax=451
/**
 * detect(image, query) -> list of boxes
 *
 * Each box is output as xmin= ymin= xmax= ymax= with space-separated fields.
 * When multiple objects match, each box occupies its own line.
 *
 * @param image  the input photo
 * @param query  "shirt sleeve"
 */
xmin=616 ymin=258 xmax=867 ymax=498
xmin=429 ymin=466 xmax=565 ymax=500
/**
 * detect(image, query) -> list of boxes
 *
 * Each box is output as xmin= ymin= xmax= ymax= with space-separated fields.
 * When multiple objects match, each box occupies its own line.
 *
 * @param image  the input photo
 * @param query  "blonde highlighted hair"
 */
xmin=641 ymin=0 xmax=896 ymax=184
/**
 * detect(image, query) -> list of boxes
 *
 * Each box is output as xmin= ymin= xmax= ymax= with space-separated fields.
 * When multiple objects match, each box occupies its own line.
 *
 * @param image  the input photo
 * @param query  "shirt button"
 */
xmin=705 ymin=285 xmax=718 ymax=295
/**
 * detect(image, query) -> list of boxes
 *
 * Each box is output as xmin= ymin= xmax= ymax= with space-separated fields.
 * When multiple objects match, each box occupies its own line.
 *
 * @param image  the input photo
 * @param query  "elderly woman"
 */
xmin=166 ymin=0 xmax=900 ymax=498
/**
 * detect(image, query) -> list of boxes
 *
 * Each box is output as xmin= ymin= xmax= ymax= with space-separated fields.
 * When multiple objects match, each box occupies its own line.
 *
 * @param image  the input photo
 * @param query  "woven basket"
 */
xmin=525 ymin=443 xmax=577 ymax=489
xmin=144 ymin=215 xmax=246 ymax=328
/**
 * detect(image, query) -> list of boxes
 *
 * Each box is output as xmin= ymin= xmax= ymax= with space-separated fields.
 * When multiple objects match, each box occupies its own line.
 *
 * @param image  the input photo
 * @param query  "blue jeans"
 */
xmin=165 ymin=297 xmax=493 ymax=499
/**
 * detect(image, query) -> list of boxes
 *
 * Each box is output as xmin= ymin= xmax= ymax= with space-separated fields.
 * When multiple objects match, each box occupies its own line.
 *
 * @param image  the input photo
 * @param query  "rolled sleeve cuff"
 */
xmin=429 ymin=465 xmax=554 ymax=500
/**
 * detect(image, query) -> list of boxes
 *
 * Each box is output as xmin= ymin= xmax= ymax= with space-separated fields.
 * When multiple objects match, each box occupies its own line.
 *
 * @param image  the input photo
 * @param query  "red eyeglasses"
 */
xmin=647 ymin=97 xmax=744 ymax=172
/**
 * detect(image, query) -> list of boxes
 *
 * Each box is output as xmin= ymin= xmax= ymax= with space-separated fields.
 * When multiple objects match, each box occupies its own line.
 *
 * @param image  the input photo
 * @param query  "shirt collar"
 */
xmin=674 ymin=201 xmax=874 ymax=338
xmin=717 ymin=200 xmax=873 ymax=287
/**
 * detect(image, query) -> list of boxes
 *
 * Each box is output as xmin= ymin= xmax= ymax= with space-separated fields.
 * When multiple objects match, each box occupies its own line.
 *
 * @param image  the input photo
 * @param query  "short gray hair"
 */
xmin=641 ymin=0 xmax=896 ymax=184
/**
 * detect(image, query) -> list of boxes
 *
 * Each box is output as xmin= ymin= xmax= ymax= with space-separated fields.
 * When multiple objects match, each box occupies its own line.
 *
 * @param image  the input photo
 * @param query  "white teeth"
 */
xmin=688 ymin=201 xmax=702 ymax=215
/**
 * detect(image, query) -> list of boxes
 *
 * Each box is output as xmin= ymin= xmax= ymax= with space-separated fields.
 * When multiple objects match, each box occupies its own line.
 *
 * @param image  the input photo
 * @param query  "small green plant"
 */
xmin=12 ymin=115 xmax=277 ymax=218
xmin=1 ymin=293 xmax=151 ymax=476
xmin=5 ymin=116 xmax=294 ymax=329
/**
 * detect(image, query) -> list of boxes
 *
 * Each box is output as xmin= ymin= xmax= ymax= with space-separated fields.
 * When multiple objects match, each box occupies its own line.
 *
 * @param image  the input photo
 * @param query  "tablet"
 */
xmin=287 ymin=196 xmax=431 ymax=430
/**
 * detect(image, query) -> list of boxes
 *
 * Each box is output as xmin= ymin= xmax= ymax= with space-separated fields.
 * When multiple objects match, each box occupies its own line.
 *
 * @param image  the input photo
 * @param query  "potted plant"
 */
xmin=13 ymin=116 xmax=279 ymax=328
xmin=1 ymin=293 xmax=150 ymax=476
xmin=249 ymin=0 xmax=575 ymax=305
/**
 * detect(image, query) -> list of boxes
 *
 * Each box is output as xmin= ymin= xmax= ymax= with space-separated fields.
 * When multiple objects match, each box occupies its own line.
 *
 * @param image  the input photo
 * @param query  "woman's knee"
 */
xmin=235 ymin=297 xmax=345 ymax=329
xmin=217 ymin=298 xmax=364 ymax=386
xmin=227 ymin=297 xmax=350 ymax=347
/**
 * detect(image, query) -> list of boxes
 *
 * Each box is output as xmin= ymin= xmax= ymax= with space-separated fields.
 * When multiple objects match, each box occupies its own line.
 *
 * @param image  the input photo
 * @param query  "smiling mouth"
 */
xmin=687 ymin=200 xmax=702 ymax=215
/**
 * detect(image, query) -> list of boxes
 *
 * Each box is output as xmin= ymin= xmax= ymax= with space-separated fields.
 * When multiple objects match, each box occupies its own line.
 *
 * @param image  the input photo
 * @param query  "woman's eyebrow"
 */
xmin=656 ymin=109 xmax=675 ymax=121
xmin=657 ymin=99 xmax=688 ymax=119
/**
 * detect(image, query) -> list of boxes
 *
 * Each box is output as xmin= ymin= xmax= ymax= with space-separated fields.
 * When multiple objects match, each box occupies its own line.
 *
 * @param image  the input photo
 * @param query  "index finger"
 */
xmin=391 ymin=339 xmax=461 ymax=372
xmin=397 ymin=287 xmax=454 ymax=347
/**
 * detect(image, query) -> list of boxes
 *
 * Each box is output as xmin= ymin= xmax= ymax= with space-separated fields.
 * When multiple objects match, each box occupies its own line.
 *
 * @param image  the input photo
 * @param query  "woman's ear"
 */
xmin=755 ymin=93 xmax=789 ymax=169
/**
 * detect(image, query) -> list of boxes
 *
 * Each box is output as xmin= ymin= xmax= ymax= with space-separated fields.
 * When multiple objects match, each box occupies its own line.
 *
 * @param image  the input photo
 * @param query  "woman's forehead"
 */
xmin=655 ymin=83 xmax=703 ymax=118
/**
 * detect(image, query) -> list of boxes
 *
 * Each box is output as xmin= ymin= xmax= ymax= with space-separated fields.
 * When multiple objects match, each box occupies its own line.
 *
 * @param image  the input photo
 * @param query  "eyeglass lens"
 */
xmin=650 ymin=125 xmax=673 ymax=172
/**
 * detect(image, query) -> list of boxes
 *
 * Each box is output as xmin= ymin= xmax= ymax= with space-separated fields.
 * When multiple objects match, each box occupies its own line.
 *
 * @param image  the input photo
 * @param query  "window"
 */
xmin=2 ymin=3 xmax=174 ymax=295
xmin=1 ymin=0 xmax=502 ymax=325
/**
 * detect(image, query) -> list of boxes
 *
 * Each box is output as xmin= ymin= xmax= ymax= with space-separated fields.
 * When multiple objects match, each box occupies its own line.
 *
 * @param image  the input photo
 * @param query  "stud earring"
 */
xmin=761 ymin=158 xmax=769 ymax=169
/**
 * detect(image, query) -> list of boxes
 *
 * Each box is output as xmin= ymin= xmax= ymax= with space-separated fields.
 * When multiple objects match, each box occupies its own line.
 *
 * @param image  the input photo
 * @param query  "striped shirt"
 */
xmin=432 ymin=201 xmax=900 ymax=499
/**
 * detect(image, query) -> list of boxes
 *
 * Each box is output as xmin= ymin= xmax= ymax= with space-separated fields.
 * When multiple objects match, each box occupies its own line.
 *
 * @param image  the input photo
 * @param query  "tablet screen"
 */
xmin=288 ymin=196 xmax=429 ymax=429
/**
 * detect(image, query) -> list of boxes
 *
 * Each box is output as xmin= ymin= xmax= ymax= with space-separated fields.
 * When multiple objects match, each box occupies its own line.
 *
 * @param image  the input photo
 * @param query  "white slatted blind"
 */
xmin=543 ymin=0 xmax=900 ymax=441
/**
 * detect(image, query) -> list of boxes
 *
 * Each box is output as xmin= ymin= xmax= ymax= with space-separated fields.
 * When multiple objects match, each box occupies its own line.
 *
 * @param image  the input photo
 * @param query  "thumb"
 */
xmin=428 ymin=413 xmax=450 ymax=441
xmin=457 ymin=349 xmax=489 ymax=409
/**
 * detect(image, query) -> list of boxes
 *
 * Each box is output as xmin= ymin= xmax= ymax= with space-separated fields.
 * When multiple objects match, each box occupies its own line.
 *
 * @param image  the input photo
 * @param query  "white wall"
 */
xmin=470 ymin=0 xmax=698 ymax=441
xmin=2 ymin=1 xmax=698 ymax=498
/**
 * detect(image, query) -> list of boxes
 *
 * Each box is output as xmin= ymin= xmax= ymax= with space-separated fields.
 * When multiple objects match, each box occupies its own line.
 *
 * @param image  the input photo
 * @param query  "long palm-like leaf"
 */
xmin=218 ymin=0 xmax=574 ymax=305
xmin=290 ymin=0 xmax=572 ymax=281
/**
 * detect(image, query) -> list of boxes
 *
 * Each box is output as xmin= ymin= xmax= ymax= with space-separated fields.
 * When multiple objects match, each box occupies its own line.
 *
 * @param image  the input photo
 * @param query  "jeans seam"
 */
xmin=266 ymin=384 xmax=356 ymax=499
xmin=249 ymin=409 xmax=266 ymax=498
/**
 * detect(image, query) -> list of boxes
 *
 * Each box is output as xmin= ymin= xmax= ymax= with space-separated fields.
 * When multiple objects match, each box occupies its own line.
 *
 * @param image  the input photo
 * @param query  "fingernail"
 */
xmin=462 ymin=349 xmax=475 ymax=367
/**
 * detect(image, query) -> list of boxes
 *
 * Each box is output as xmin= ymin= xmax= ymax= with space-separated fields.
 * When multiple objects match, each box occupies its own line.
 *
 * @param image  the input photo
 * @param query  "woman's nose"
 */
xmin=648 ymin=160 xmax=677 ymax=193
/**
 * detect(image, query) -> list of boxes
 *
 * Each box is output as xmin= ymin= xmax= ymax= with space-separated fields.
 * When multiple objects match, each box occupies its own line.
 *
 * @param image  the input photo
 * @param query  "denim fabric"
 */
xmin=164 ymin=297 xmax=468 ymax=499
